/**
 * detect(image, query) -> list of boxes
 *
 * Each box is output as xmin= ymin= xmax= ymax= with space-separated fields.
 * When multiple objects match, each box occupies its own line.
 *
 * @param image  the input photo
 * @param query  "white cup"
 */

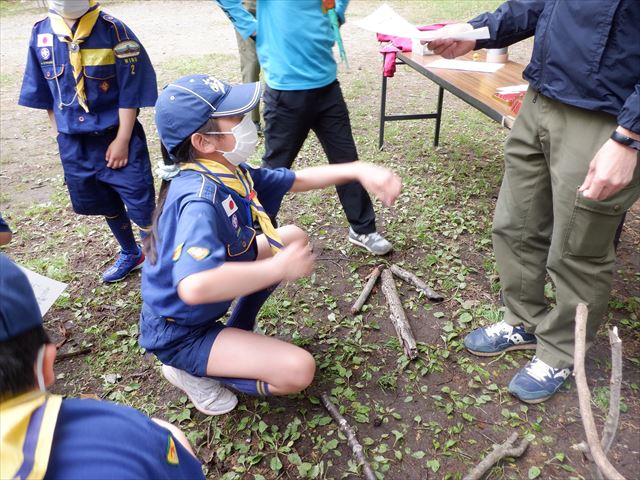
xmin=486 ymin=47 xmax=508 ymax=63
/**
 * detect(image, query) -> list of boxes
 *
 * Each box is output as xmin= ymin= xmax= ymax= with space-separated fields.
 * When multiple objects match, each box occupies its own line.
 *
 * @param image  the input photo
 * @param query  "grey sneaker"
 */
xmin=162 ymin=365 xmax=238 ymax=416
xmin=348 ymin=228 xmax=393 ymax=255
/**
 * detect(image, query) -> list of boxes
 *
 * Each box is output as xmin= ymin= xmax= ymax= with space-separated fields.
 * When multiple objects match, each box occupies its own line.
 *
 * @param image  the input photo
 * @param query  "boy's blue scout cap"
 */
xmin=155 ymin=74 xmax=261 ymax=154
xmin=0 ymin=254 xmax=42 ymax=342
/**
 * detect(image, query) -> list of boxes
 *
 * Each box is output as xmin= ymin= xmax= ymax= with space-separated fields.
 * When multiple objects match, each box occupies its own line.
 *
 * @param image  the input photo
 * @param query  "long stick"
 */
xmin=574 ymin=303 xmax=625 ymax=480
xmin=320 ymin=393 xmax=375 ymax=480
xmin=380 ymin=269 xmax=418 ymax=359
xmin=55 ymin=347 xmax=92 ymax=362
xmin=463 ymin=432 xmax=529 ymax=480
xmin=351 ymin=265 xmax=382 ymax=314
xmin=389 ymin=264 xmax=444 ymax=302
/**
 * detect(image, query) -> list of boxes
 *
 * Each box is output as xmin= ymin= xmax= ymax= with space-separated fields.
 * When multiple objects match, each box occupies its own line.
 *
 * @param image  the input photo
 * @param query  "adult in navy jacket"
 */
xmin=429 ymin=0 xmax=639 ymax=403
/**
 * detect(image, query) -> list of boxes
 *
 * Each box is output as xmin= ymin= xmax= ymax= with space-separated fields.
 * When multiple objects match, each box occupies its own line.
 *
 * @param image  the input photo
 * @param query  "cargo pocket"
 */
xmin=563 ymin=187 xmax=636 ymax=259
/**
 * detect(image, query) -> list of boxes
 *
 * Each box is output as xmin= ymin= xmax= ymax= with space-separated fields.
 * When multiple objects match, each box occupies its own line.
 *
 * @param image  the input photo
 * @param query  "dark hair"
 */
xmin=0 ymin=325 xmax=50 ymax=401
xmin=143 ymin=118 xmax=221 ymax=264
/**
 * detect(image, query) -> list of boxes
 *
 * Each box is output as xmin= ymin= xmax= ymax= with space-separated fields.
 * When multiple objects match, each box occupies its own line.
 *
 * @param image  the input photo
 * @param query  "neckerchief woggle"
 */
xmin=322 ymin=0 xmax=348 ymax=67
xmin=181 ymin=159 xmax=284 ymax=255
xmin=1 ymin=391 xmax=63 ymax=480
xmin=48 ymin=0 xmax=101 ymax=113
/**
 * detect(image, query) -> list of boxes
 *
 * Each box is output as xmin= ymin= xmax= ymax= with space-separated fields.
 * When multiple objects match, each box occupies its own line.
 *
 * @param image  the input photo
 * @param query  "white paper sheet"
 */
xmin=353 ymin=4 xmax=490 ymax=41
xmin=18 ymin=265 xmax=68 ymax=316
xmin=428 ymin=59 xmax=504 ymax=73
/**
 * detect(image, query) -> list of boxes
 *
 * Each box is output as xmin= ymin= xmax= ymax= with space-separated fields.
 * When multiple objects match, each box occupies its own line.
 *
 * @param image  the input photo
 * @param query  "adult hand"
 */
xmin=357 ymin=163 xmax=402 ymax=207
xmin=106 ymin=136 xmax=129 ymax=169
xmin=273 ymin=240 xmax=315 ymax=282
xmin=426 ymin=23 xmax=476 ymax=59
xmin=579 ymin=139 xmax=638 ymax=201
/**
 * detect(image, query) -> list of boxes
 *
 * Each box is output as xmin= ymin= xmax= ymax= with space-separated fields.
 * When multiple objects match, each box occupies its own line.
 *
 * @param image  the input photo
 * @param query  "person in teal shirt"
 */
xmin=215 ymin=0 xmax=394 ymax=255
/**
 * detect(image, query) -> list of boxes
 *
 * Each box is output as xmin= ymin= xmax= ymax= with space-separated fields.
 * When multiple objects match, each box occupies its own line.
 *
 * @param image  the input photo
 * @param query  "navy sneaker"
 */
xmin=509 ymin=356 xmax=571 ymax=404
xmin=464 ymin=320 xmax=537 ymax=356
xmin=102 ymin=247 xmax=145 ymax=283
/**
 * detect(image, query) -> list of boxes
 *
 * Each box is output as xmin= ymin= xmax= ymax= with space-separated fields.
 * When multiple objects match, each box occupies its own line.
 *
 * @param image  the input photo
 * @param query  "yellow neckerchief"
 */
xmin=48 ymin=1 xmax=101 ymax=113
xmin=181 ymin=158 xmax=284 ymax=254
xmin=1 ymin=391 xmax=63 ymax=480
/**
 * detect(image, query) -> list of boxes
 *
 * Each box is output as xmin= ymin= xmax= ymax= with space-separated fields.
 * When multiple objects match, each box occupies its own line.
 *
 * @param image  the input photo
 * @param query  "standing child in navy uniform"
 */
xmin=19 ymin=0 xmax=157 ymax=282
xmin=141 ymin=74 xmax=401 ymax=415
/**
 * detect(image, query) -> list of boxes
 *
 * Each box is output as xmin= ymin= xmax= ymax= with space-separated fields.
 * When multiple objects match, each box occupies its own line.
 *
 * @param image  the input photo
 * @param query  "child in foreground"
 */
xmin=140 ymin=74 xmax=402 ymax=415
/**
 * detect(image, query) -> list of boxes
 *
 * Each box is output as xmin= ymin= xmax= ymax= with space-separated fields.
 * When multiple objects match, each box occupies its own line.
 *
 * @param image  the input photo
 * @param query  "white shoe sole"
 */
xmin=161 ymin=365 xmax=238 ymax=416
xmin=466 ymin=343 xmax=537 ymax=357
xmin=348 ymin=236 xmax=392 ymax=256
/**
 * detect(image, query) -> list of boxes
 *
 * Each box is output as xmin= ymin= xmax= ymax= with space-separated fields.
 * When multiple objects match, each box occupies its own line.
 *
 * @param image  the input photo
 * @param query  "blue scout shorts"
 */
xmin=139 ymin=303 xmax=226 ymax=377
xmin=56 ymin=121 xmax=155 ymax=227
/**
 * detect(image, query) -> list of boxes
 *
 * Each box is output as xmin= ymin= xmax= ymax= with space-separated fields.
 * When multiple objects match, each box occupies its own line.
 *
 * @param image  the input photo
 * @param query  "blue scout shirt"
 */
xmin=19 ymin=11 xmax=157 ymax=134
xmin=215 ymin=0 xmax=349 ymax=90
xmin=469 ymin=0 xmax=640 ymax=133
xmin=45 ymin=398 xmax=204 ymax=479
xmin=140 ymin=164 xmax=294 ymax=351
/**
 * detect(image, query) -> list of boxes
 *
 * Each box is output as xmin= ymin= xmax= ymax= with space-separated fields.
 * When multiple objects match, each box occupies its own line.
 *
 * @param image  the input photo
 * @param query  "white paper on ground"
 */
xmin=353 ymin=4 xmax=490 ymax=41
xmin=17 ymin=265 xmax=68 ymax=316
xmin=428 ymin=59 xmax=504 ymax=73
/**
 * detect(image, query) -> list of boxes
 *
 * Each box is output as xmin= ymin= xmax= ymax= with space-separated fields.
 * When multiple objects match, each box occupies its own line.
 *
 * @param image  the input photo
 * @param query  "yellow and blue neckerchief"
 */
xmin=48 ymin=0 xmax=101 ymax=112
xmin=181 ymin=159 xmax=284 ymax=254
xmin=1 ymin=391 xmax=63 ymax=480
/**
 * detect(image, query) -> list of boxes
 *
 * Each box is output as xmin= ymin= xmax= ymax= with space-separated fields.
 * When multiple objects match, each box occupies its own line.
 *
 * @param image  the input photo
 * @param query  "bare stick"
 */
xmin=320 ymin=393 xmax=376 ymax=480
xmin=55 ymin=347 xmax=92 ymax=362
xmin=389 ymin=264 xmax=444 ymax=302
xmin=351 ymin=265 xmax=383 ymax=314
xmin=574 ymin=303 xmax=625 ymax=480
xmin=602 ymin=327 xmax=622 ymax=455
xmin=380 ymin=269 xmax=418 ymax=359
xmin=463 ymin=432 xmax=529 ymax=480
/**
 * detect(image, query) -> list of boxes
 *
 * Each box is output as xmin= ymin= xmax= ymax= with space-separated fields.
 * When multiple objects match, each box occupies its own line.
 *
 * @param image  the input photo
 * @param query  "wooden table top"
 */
xmin=397 ymin=51 xmax=527 ymax=128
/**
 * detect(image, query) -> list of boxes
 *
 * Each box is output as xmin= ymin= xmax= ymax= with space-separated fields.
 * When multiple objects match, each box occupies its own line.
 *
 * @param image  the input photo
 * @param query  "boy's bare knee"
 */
xmin=280 ymin=349 xmax=316 ymax=393
xmin=279 ymin=224 xmax=309 ymax=246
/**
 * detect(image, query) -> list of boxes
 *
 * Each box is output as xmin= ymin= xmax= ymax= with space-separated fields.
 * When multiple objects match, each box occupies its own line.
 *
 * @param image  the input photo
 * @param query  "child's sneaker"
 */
xmin=162 ymin=365 xmax=238 ymax=416
xmin=464 ymin=320 xmax=537 ymax=356
xmin=508 ymin=356 xmax=571 ymax=404
xmin=348 ymin=228 xmax=393 ymax=255
xmin=102 ymin=247 xmax=145 ymax=283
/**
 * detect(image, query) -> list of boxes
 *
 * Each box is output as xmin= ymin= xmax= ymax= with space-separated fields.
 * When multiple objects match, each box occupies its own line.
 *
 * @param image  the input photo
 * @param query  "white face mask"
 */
xmin=36 ymin=345 xmax=47 ymax=393
xmin=205 ymin=115 xmax=259 ymax=166
xmin=48 ymin=0 xmax=91 ymax=19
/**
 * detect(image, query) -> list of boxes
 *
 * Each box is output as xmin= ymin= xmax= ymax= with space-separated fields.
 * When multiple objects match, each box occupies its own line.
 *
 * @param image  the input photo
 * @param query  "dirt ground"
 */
xmin=1 ymin=2 xmax=638 ymax=480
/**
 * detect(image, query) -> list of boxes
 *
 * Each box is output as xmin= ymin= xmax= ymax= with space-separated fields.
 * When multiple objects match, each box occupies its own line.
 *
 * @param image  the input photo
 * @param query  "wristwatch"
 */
xmin=610 ymin=130 xmax=640 ymax=151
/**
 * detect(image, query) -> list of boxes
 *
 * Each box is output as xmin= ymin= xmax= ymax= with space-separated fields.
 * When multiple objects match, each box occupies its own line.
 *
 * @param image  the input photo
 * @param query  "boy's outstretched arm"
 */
xmin=290 ymin=161 xmax=402 ymax=207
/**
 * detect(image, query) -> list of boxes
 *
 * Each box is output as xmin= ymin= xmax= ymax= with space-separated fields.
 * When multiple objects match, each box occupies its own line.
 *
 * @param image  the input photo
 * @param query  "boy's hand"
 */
xmin=273 ymin=241 xmax=315 ymax=281
xmin=358 ymin=163 xmax=402 ymax=207
xmin=106 ymin=136 xmax=129 ymax=169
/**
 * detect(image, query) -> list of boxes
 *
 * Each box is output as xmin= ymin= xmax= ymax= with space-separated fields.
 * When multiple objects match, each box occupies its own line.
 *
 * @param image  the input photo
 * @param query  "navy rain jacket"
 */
xmin=469 ymin=0 xmax=640 ymax=133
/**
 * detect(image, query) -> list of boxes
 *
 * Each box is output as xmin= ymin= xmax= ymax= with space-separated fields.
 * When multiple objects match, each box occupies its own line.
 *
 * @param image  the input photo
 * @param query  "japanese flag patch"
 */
xmin=221 ymin=195 xmax=238 ymax=217
xmin=37 ymin=33 xmax=53 ymax=47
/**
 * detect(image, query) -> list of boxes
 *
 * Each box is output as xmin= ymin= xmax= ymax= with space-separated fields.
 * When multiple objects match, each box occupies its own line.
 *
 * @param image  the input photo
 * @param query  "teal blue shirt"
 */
xmin=215 ymin=0 xmax=349 ymax=90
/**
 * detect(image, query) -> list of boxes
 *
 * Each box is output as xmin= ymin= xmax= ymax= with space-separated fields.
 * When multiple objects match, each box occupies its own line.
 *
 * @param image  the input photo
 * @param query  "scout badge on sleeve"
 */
xmin=322 ymin=0 xmax=349 ymax=67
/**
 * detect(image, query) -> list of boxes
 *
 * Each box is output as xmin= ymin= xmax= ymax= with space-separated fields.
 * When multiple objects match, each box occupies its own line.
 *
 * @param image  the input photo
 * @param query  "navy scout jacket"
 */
xmin=19 ymin=11 xmax=157 ymax=134
xmin=469 ymin=0 xmax=640 ymax=133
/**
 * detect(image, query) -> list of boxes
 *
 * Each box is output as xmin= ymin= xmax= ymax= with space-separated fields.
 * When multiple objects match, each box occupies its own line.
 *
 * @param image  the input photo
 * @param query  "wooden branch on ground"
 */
xmin=389 ymin=264 xmax=444 ymax=302
xmin=320 ymin=393 xmax=376 ymax=480
xmin=380 ymin=269 xmax=418 ymax=359
xmin=574 ymin=303 xmax=626 ymax=480
xmin=351 ymin=265 xmax=383 ymax=314
xmin=55 ymin=347 xmax=92 ymax=362
xmin=462 ymin=432 xmax=529 ymax=480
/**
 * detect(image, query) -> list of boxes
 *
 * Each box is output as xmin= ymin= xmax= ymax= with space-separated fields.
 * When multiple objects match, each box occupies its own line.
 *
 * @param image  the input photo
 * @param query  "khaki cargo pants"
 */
xmin=494 ymin=89 xmax=640 ymax=369
xmin=234 ymin=0 xmax=260 ymax=124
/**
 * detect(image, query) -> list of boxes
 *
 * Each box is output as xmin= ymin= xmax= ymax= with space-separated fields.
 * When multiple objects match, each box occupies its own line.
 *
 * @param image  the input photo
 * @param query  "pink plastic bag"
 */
xmin=378 ymin=23 xmax=449 ymax=77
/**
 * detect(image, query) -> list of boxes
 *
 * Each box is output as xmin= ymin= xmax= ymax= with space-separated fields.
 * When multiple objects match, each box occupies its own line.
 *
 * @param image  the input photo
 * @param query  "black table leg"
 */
xmin=379 ymin=69 xmax=388 ymax=150
xmin=434 ymin=86 xmax=444 ymax=147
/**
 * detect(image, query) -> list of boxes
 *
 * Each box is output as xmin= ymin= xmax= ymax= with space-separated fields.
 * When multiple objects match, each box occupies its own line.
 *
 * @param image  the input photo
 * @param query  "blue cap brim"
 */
xmin=211 ymin=82 xmax=261 ymax=118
